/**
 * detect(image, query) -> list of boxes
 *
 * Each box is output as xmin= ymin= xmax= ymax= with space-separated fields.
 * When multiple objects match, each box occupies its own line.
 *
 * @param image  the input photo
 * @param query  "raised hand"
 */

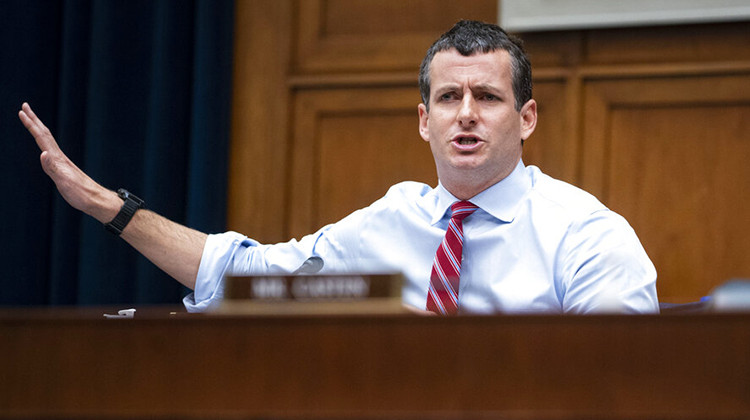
xmin=18 ymin=102 xmax=119 ymax=223
xmin=19 ymin=102 xmax=206 ymax=288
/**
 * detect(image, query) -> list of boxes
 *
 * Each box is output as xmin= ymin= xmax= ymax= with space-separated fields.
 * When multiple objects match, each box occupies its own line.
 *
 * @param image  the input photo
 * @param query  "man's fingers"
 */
xmin=19 ymin=102 xmax=42 ymax=132
xmin=20 ymin=102 xmax=49 ymax=136
xmin=19 ymin=103 xmax=59 ymax=153
xmin=17 ymin=109 xmax=33 ymax=130
xmin=21 ymin=102 xmax=36 ymax=118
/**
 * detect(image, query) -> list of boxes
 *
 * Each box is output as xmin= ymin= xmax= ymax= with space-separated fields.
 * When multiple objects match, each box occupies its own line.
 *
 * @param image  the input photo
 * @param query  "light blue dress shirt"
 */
xmin=184 ymin=161 xmax=659 ymax=314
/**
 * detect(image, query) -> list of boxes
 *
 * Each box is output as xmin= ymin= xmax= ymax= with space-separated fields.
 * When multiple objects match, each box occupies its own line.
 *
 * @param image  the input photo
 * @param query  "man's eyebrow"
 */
xmin=471 ymin=83 xmax=503 ymax=94
xmin=433 ymin=84 xmax=460 ymax=94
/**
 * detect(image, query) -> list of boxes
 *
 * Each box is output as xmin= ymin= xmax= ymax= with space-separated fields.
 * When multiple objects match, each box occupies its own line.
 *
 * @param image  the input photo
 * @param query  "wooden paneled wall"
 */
xmin=229 ymin=0 xmax=750 ymax=303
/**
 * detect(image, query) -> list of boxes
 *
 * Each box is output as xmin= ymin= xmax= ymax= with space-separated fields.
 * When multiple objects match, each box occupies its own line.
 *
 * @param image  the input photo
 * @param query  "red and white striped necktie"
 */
xmin=426 ymin=201 xmax=478 ymax=315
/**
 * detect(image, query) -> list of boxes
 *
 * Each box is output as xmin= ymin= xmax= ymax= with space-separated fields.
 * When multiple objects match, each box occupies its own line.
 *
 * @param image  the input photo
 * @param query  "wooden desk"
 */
xmin=1 ymin=309 xmax=749 ymax=419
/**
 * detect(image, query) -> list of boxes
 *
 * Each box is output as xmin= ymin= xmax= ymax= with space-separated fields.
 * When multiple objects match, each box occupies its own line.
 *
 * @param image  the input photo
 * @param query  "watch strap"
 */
xmin=104 ymin=189 xmax=145 ymax=236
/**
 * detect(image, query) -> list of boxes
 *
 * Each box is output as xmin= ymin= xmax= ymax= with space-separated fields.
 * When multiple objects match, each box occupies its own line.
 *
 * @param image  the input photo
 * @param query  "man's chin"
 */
xmin=448 ymin=156 xmax=487 ymax=172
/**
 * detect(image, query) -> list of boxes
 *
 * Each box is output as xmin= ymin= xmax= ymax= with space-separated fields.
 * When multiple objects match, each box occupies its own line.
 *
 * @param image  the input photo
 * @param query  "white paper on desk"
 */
xmin=103 ymin=308 xmax=136 ymax=319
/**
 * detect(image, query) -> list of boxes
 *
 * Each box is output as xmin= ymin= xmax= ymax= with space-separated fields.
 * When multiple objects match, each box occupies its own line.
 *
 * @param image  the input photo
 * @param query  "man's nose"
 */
xmin=457 ymin=96 xmax=478 ymax=127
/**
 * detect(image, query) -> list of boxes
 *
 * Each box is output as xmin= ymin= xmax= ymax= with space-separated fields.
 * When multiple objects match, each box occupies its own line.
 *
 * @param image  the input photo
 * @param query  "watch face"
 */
xmin=117 ymin=189 xmax=144 ymax=207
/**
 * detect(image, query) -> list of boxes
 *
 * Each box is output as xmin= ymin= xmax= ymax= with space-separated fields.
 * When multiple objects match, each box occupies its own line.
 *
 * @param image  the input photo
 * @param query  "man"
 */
xmin=19 ymin=20 xmax=658 ymax=314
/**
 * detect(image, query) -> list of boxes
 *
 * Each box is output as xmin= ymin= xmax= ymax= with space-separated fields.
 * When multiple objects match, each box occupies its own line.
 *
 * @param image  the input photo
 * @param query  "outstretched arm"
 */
xmin=18 ymin=102 xmax=206 ymax=290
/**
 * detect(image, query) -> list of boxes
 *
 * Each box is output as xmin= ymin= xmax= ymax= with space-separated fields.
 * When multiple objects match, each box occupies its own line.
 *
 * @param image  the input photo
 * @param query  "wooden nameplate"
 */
xmin=216 ymin=273 xmax=405 ymax=315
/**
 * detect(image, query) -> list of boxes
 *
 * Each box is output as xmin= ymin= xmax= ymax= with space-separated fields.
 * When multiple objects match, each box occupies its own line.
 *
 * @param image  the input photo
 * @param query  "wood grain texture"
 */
xmin=289 ymin=87 xmax=436 ymax=238
xmin=2 ymin=310 xmax=749 ymax=419
xmin=581 ymin=74 xmax=750 ymax=302
xmin=227 ymin=0 xmax=293 ymax=243
xmin=295 ymin=0 xmax=497 ymax=74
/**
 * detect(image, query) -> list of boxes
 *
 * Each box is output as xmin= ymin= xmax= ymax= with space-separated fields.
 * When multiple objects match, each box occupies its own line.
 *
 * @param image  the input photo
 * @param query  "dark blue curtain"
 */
xmin=0 ymin=0 xmax=235 ymax=306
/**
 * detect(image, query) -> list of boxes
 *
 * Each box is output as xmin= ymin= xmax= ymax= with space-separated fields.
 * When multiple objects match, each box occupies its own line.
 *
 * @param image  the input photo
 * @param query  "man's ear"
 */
xmin=519 ymin=99 xmax=537 ymax=142
xmin=418 ymin=103 xmax=430 ymax=142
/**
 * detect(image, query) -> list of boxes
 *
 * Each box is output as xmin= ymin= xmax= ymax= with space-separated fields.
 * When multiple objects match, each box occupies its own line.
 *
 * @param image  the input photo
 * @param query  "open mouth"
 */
xmin=457 ymin=137 xmax=478 ymax=145
xmin=453 ymin=136 xmax=481 ymax=147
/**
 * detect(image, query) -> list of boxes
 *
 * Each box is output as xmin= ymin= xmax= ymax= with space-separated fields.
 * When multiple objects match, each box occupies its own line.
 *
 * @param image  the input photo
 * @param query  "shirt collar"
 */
xmin=430 ymin=159 xmax=531 ymax=225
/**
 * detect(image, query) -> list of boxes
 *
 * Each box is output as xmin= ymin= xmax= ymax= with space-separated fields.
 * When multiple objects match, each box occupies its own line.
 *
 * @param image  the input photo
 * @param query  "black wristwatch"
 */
xmin=104 ymin=189 xmax=145 ymax=236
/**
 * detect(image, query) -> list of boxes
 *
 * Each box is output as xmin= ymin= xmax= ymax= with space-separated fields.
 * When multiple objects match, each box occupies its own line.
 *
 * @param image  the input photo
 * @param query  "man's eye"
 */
xmin=439 ymin=92 xmax=456 ymax=101
xmin=483 ymin=94 xmax=498 ymax=101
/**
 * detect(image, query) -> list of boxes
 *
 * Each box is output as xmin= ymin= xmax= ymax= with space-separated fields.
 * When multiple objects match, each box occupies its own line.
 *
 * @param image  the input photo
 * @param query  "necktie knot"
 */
xmin=449 ymin=201 xmax=478 ymax=222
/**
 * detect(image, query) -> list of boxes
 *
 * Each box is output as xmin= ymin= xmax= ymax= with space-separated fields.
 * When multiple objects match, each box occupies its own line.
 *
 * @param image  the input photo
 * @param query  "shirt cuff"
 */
xmin=182 ymin=231 xmax=258 ymax=312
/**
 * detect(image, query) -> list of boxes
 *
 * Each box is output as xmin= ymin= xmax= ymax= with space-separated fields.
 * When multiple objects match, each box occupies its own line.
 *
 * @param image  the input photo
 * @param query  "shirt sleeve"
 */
xmin=559 ymin=210 xmax=659 ymax=314
xmin=183 ymin=231 xmax=256 ymax=312
xmin=183 ymin=209 xmax=371 ymax=312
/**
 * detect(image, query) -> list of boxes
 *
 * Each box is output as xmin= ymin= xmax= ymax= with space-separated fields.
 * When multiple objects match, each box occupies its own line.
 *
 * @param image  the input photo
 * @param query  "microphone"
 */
xmin=292 ymin=256 xmax=324 ymax=275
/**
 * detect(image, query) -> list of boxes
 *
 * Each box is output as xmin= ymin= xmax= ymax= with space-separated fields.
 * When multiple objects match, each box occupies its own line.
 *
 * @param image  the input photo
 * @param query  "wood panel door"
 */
xmin=288 ymin=87 xmax=437 ymax=239
xmin=582 ymin=73 xmax=750 ymax=302
xmin=293 ymin=0 xmax=496 ymax=74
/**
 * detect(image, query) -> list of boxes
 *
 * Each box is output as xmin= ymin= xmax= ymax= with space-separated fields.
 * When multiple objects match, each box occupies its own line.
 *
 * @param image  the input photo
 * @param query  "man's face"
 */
xmin=418 ymin=49 xmax=536 ymax=198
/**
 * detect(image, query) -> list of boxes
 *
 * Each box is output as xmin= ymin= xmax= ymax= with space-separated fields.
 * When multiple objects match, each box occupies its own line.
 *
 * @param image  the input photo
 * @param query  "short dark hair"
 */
xmin=418 ymin=20 xmax=532 ymax=112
